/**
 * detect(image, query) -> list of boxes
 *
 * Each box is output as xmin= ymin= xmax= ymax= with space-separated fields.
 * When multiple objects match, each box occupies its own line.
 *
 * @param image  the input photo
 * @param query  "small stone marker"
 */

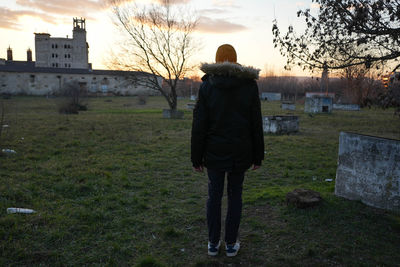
xmin=286 ymin=188 xmax=323 ymax=208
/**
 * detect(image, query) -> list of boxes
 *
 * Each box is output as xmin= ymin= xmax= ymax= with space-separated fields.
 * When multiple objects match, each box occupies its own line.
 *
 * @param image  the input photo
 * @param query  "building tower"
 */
xmin=34 ymin=33 xmax=51 ymax=67
xmin=27 ymin=48 xmax=32 ymax=62
xmin=72 ymin=18 xmax=89 ymax=69
xmin=7 ymin=46 xmax=13 ymax=61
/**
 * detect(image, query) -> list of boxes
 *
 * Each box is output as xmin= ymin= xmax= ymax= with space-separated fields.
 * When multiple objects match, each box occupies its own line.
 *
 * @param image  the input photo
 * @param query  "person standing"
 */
xmin=191 ymin=44 xmax=264 ymax=257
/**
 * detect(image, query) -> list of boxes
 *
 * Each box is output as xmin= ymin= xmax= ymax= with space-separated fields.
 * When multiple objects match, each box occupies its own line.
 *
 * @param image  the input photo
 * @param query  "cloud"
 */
xmin=0 ymin=7 xmax=58 ymax=30
xmin=197 ymin=16 xmax=247 ymax=34
xmin=311 ymin=3 xmax=320 ymax=9
xmin=211 ymin=0 xmax=239 ymax=8
xmin=15 ymin=0 xmax=106 ymax=18
xmin=155 ymin=0 xmax=191 ymax=4
xmin=199 ymin=8 xmax=229 ymax=16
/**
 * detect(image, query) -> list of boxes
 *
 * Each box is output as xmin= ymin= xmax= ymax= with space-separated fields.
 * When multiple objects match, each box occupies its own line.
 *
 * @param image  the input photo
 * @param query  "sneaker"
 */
xmin=225 ymin=242 xmax=240 ymax=257
xmin=208 ymin=241 xmax=221 ymax=256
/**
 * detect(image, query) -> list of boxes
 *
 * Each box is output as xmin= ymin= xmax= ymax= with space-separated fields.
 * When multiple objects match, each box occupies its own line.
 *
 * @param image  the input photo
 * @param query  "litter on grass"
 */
xmin=2 ymin=149 xmax=16 ymax=154
xmin=7 ymin=208 xmax=36 ymax=214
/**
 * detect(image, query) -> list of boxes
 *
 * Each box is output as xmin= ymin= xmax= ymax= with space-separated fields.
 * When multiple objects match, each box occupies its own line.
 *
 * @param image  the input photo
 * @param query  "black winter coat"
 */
xmin=191 ymin=62 xmax=265 ymax=171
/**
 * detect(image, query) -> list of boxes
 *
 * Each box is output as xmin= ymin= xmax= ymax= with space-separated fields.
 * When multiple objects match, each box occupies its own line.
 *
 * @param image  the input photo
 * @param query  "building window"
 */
xmin=55 ymin=54 xmax=58 ymax=58
xmin=65 ymin=63 xmax=68 ymax=67
xmin=68 ymin=64 xmax=71 ymax=68
xmin=52 ymin=44 xmax=54 ymax=49
xmin=55 ymin=44 xmax=58 ymax=49
xmin=64 ymin=44 xmax=67 ymax=49
xmin=68 ymin=54 xmax=71 ymax=58
xmin=52 ymin=53 xmax=54 ymax=58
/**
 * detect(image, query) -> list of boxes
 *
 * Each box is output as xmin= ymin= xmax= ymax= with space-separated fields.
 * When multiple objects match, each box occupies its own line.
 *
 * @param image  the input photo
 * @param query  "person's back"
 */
xmin=191 ymin=44 xmax=265 ymax=257
xmin=193 ymin=62 xmax=263 ymax=171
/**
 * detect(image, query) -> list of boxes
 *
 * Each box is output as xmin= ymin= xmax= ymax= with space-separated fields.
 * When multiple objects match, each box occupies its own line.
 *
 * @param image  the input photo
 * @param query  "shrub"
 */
xmin=58 ymin=81 xmax=88 ymax=114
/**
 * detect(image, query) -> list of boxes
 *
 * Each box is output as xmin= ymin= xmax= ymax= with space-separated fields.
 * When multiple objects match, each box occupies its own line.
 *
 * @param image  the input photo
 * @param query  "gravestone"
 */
xmin=263 ymin=115 xmax=299 ymax=134
xmin=335 ymin=132 xmax=400 ymax=211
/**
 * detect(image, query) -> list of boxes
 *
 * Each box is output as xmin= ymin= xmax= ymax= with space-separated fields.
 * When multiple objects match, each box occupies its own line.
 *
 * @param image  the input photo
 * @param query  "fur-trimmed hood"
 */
xmin=200 ymin=62 xmax=260 ymax=80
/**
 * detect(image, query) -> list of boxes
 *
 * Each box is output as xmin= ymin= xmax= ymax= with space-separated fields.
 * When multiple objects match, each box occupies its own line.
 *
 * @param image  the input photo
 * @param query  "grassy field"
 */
xmin=0 ymin=96 xmax=399 ymax=266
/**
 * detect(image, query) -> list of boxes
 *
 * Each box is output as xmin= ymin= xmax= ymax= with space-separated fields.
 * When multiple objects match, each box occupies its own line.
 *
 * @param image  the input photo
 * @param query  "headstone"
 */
xmin=263 ymin=115 xmax=299 ymax=134
xmin=286 ymin=188 xmax=323 ymax=208
xmin=335 ymin=132 xmax=400 ymax=211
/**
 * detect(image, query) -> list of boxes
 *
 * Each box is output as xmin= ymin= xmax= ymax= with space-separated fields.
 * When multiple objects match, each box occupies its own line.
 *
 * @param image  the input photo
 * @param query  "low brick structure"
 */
xmin=335 ymin=132 xmax=400 ymax=211
xmin=305 ymin=96 xmax=333 ymax=113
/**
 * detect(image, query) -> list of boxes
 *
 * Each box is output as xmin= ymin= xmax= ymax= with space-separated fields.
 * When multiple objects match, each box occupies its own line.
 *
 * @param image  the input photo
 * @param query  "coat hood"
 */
xmin=200 ymin=62 xmax=260 ymax=80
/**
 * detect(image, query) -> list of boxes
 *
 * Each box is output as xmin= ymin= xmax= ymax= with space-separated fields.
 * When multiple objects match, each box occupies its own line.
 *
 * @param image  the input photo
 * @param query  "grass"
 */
xmin=0 ymin=96 xmax=399 ymax=266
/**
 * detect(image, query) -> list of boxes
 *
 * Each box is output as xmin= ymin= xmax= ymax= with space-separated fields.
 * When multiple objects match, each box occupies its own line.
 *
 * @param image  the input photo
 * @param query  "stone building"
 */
xmin=0 ymin=18 xmax=160 ymax=96
xmin=35 ymin=18 xmax=89 ymax=69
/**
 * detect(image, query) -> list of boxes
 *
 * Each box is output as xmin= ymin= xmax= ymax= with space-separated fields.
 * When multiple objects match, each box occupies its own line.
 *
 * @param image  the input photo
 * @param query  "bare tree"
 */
xmin=272 ymin=0 xmax=400 ymax=72
xmin=58 ymin=81 xmax=88 ymax=114
xmin=109 ymin=0 xmax=198 ymax=111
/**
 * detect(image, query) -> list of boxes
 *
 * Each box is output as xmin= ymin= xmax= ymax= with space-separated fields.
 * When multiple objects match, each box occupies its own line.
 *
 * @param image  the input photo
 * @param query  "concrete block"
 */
xmin=333 ymin=104 xmax=360 ymax=111
xmin=281 ymin=103 xmax=296 ymax=111
xmin=261 ymin=92 xmax=281 ymax=101
xmin=263 ymin=115 xmax=299 ymax=134
xmin=162 ymin=109 xmax=184 ymax=119
xmin=186 ymin=103 xmax=195 ymax=110
xmin=335 ymin=132 xmax=400 ymax=211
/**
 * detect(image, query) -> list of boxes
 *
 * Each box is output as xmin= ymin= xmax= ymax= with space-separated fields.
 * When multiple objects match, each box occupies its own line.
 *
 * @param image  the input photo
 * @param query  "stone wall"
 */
xmin=263 ymin=115 xmax=299 ymax=134
xmin=0 ymin=71 xmax=159 ymax=96
xmin=304 ymin=96 xmax=333 ymax=113
xmin=335 ymin=132 xmax=400 ymax=211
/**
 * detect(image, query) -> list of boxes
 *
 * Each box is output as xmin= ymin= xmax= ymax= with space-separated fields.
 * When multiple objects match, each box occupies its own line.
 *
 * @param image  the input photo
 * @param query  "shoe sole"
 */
xmin=226 ymin=251 xmax=238 ymax=257
xmin=208 ymin=251 xmax=218 ymax=256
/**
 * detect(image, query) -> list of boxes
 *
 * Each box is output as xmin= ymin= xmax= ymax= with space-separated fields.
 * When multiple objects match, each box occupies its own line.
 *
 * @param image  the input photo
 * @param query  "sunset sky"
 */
xmin=0 ymin=0 xmax=317 ymax=76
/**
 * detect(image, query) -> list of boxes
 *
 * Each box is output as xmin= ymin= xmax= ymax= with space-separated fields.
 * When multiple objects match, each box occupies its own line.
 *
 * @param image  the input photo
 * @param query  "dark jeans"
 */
xmin=207 ymin=169 xmax=245 ymax=245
